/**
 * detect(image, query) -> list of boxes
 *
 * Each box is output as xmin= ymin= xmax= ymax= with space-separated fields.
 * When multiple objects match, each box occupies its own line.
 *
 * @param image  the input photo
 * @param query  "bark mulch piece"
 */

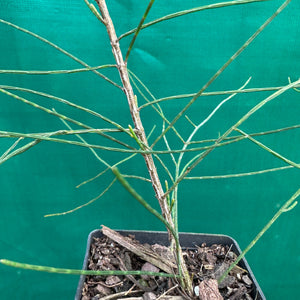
xmin=81 ymin=233 xmax=256 ymax=300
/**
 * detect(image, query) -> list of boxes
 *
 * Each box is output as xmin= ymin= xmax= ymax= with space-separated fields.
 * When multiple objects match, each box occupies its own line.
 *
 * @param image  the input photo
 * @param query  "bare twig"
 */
xmin=96 ymin=1 xmax=192 ymax=293
xmin=95 ymin=0 xmax=173 ymax=231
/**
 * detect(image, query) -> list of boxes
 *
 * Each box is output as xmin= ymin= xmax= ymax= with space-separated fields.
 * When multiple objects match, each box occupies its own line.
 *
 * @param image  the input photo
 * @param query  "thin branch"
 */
xmin=164 ymin=77 xmax=300 ymax=199
xmin=129 ymin=70 xmax=185 ymax=143
xmin=2 ymin=121 xmax=299 ymax=156
xmin=219 ymin=186 xmax=300 ymax=283
xmin=236 ymin=128 xmax=300 ymax=169
xmin=118 ymin=0 xmax=268 ymax=40
xmin=56 ymin=113 xmax=111 ymax=168
xmin=76 ymin=127 xmax=156 ymax=189
xmin=0 ymin=131 xmax=137 ymax=153
xmin=151 ymin=0 xmax=292 ymax=147
xmin=189 ymin=124 xmax=300 ymax=145
xmin=153 ymin=153 xmax=175 ymax=183
xmin=139 ymin=84 xmax=300 ymax=110
xmin=0 ymin=138 xmax=23 ymax=160
xmin=44 ymin=178 xmax=116 ymax=217
xmin=84 ymin=0 xmax=104 ymax=23
xmin=0 ymin=18 xmax=122 ymax=89
xmin=111 ymin=167 xmax=176 ymax=238
xmin=0 ymin=259 xmax=177 ymax=277
xmin=0 ymin=85 xmax=129 ymax=133
xmin=184 ymin=115 xmax=197 ymax=128
xmin=176 ymin=78 xmax=252 ymax=180
xmin=185 ymin=165 xmax=293 ymax=180
xmin=0 ymin=64 xmax=116 ymax=75
xmin=0 ymin=88 xmax=92 ymax=129
xmin=0 ymin=88 xmax=134 ymax=150
xmin=77 ymin=153 xmax=137 ymax=190
xmin=288 ymin=77 xmax=300 ymax=93
xmin=0 ymin=139 xmax=41 ymax=165
xmin=125 ymin=0 xmax=156 ymax=63
xmin=123 ymin=174 xmax=151 ymax=183
xmin=77 ymin=167 xmax=110 ymax=188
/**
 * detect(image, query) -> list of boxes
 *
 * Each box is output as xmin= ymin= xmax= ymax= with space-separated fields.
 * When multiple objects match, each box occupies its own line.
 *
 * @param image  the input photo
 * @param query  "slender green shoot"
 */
xmin=76 ymin=153 xmax=137 ymax=189
xmin=0 ymin=88 xmax=134 ymax=150
xmin=0 ymin=85 xmax=129 ymax=133
xmin=128 ymin=125 xmax=145 ymax=150
xmin=0 ymin=138 xmax=23 ymax=160
xmin=177 ymin=79 xmax=252 ymax=175
xmin=44 ymin=178 xmax=116 ymax=217
xmin=119 ymin=0 xmax=268 ymax=40
xmin=164 ymin=77 xmax=300 ymax=199
xmin=0 ymin=64 xmax=115 ymax=75
xmin=125 ymin=0 xmax=156 ymax=63
xmin=0 ymin=131 xmax=138 ymax=153
xmin=0 ymin=19 xmax=121 ymax=89
xmin=84 ymin=0 xmax=104 ymax=23
xmin=171 ymin=78 xmax=251 ymax=231
xmin=111 ymin=166 xmax=186 ymax=287
xmin=139 ymin=83 xmax=300 ymax=110
xmin=128 ymin=70 xmax=184 ymax=143
xmin=123 ymin=175 xmax=151 ymax=183
xmin=288 ymin=77 xmax=300 ymax=93
xmin=185 ymin=165 xmax=293 ymax=180
xmin=75 ymin=125 xmax=157 ymax=190
xmin=218 ymin=186 xmax=300 ymax=283
xmin=236 ymin=128 xmax=300 ymax=169
xmin=57 ymin=114 xmax=111 ymax=168
xmin=0 ymin=139 xmax=41 ymax=165
xmin=111 ymin=167 xmax=176 ymax=238
xmin=0 ymin=259 xmax=177 ymax=277
xmin=151 ymin=0 xmax=292 ymax=148
xmin=189 ymin=124 xmax=300 ymax=145
xmin=0 ymin=88 xmax=92 ymax=129
xmin=2 ymin=119 xmax=299 ymax=157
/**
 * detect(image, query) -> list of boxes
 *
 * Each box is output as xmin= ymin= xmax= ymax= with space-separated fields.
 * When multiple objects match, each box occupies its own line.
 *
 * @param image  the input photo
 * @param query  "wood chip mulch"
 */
xmin=81 ymin=234 xmax=258 ymax=300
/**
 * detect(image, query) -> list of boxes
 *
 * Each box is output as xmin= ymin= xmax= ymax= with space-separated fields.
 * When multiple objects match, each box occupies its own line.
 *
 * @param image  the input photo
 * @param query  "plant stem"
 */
xmin=0 ymin=259 xmax=177 ymax=277
xmin=96 ymin=0 xmax=192 ymax=293
xmin=96 ymin=0 xmax=173 ymax=233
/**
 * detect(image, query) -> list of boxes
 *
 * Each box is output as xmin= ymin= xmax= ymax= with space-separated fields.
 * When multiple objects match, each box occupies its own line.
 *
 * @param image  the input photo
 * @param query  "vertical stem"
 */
xmin=96 ymin=0 xmax=173 ymax=235
xmin=96 ymin=0 xmax=193 ymax=294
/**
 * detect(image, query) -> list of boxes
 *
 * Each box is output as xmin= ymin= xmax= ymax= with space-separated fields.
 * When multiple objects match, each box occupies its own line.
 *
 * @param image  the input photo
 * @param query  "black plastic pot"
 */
xmin=75 ymin=230 xmax=265 ymax=299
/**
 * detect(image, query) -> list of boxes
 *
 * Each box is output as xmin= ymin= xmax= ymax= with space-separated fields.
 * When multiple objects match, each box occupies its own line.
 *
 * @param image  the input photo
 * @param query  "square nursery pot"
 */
xmin=75 ymin=230 xmax=265 ymax=300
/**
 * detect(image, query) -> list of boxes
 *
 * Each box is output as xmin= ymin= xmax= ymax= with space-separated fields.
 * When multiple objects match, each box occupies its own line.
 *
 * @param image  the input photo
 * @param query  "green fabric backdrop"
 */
xmin=0 ymin=0 xmax=299 ymax=299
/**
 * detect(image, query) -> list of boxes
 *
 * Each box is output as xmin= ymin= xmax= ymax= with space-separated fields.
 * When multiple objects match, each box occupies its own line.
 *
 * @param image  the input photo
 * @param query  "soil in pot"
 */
xmin=78 ymin=228 xmax=264 ymax=300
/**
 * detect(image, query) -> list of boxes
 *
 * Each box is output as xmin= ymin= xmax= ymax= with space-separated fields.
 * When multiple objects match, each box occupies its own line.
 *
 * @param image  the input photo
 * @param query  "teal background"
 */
xmin=0 ymin=0 xmax=299 ymax=299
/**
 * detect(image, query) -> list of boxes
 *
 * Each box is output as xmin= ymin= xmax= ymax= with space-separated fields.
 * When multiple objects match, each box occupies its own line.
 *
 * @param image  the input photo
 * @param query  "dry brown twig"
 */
xmin=95 ymin=0 xmax=193 ymax=295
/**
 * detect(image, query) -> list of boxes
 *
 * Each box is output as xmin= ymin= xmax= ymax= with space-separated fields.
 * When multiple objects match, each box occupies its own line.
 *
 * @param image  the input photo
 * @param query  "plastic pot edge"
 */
xmin=75 ymin=229 xmax=265 ymax=300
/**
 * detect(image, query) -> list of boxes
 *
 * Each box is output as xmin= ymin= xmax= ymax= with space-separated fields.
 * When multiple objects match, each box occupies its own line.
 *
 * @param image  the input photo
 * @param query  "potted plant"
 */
xmin=0 ymin=0 xmax=299 ymax=299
